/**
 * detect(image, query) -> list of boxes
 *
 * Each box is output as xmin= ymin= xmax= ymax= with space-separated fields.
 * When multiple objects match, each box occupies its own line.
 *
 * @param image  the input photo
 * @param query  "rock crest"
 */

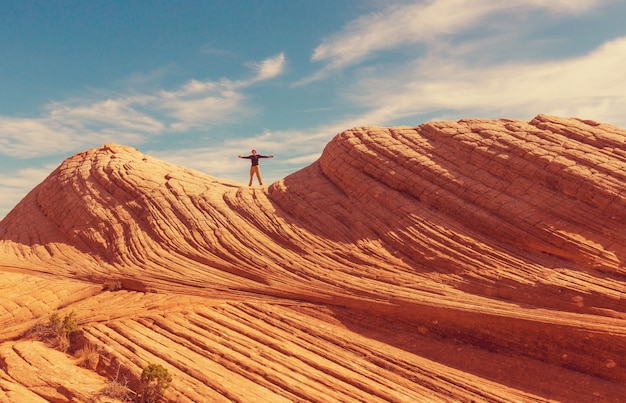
xmin=1 ymin=115 xmax=626 ymax=401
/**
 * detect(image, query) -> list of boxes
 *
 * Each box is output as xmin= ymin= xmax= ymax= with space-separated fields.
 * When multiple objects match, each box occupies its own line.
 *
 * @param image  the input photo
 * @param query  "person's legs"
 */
xmin=249 ymin=166 xmax=262 ymax=185
xmin=249 ymin=166 xmax=255 ymax=186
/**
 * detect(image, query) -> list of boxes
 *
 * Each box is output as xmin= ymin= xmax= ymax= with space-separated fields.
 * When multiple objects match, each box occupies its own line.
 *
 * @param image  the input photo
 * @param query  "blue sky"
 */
xmin=1 ymin=0 xmax=626 ymax=218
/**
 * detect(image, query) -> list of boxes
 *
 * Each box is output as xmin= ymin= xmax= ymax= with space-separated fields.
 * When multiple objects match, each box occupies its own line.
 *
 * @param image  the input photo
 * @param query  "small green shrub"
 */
xmin=28 ymin=310 xmax=81 ymax=352
xmin=49 ymin=312 xmax=62 ymax=329
xmin=57 ymin=311 xmax=79 ymax=352
xmin=62 ymin=311 xmax=80 ymax=334
xmin=139 ymin=364 xmax=172 ymax=402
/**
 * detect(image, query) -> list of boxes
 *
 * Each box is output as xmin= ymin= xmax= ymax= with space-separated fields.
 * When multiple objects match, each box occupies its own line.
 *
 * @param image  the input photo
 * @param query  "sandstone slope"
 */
xmin=1 ymin=114 xmax=625 ymax=402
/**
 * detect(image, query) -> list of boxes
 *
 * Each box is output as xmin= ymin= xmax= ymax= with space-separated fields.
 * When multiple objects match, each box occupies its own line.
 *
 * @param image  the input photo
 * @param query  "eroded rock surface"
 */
xmin=1 ymin=114 xmax=625 ymax=402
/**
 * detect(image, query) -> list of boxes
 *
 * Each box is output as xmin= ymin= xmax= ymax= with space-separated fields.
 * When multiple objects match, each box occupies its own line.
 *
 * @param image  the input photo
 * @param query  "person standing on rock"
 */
xmin=238 ymin=149 xmax=274 ymax=186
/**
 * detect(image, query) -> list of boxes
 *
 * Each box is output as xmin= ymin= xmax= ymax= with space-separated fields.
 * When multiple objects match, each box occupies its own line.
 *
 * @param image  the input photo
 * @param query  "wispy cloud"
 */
xmin=305 ymin=0 xmax=611 ymax=82
xmin=0 ymin=118 xmax=84 ymax=158
xmin=346 ymin=35 xmax=626 ymax=126
xmin=245 ymin=52 xmax=286 ymax=83
xmin=199 ymin=42 xmax=237 ymax=57
xmin=0 ymin=166 xmax=54 ymax=217
xmin=155 ymin=82 xmax=246 ymax=131
xmin=48 ymin=98 xmax=165 ymax=133
xmin=0 ymin=53 xmax=286 ymax=159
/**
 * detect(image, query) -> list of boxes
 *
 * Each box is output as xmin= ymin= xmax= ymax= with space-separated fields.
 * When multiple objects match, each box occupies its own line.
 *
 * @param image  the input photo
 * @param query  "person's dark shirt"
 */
xmin=241 ymin=154 xmax=270 ymax=166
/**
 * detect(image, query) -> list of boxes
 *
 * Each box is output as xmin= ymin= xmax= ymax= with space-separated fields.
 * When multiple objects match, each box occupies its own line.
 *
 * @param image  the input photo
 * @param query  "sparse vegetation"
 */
xmin=61 ymin=310 xmax=80 ymax=333
xmin=28 ymin=310 xmax=81 ymax=352
xmin=28 ymin=311 xmax=151 ymax=402
xmin=76 ymin=342 xmax=100 ymax=370
xmin=99 ymin=363 xmax=134 ymax=402
xmin=139 ymin=363 xmax=172 ymax=403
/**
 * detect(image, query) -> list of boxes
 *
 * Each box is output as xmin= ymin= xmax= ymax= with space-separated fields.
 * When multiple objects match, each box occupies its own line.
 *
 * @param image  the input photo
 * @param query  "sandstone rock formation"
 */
xmin=1 ymin=114 xmax=625 ymax=402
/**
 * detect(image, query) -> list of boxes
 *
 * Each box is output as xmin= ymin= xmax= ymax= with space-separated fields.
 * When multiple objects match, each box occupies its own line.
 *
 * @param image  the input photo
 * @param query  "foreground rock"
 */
xmin=1 ymin=114 xmax=625 ymax=401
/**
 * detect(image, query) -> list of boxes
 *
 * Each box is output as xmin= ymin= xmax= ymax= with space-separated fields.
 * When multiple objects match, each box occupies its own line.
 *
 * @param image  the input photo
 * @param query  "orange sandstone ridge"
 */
xmin=1 ymin=114 xmax=625 ymax=402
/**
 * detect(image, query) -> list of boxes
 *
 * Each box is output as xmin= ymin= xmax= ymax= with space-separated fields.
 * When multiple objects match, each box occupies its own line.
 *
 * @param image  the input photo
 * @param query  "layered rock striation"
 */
xmin=1 ymin=114 xmax=625 ymax=402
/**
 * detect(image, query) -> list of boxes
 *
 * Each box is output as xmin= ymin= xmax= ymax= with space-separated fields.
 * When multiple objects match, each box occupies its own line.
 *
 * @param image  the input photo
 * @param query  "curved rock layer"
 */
xmin=1 ymin=114 xmax=626 ymax=401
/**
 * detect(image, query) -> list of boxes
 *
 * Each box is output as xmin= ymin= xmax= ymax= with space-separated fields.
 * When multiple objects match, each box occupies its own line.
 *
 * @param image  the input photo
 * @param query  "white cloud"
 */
xmin=151 ymin=146 xmax=246 ymax=181
xmin=308 ymin=0 xmax=612 ymax=79
xmin=165 ymin=79 xmax=219 ymax=96
xmin=0 ymin=166 xmax=53 ymax=218
xmin=347 ymin=35 xmax=626 ymax=127
xmin=312 ymin=1 xmax=488 ymax=69
xmin=151 ymin=56 xmax=284 ymax=130
xmin=524 ymin=0 xmax=607 ymax=14
xmin=245 ymin=52 xmax=286 ymax=83
xmin=157 ymin=86 xmax=246 ymax=131
xmin=0 ymin=54 xmax=286 ymax=159
xmin=48 ymin=98 xmax=165 ymax=133
xmin=282 ymin=152 xmax=321 ymax=166
xmin=0 ymin=118 xmax=82 ymax=158
xmin=0 ymin=112 xmax=155 ymax=159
